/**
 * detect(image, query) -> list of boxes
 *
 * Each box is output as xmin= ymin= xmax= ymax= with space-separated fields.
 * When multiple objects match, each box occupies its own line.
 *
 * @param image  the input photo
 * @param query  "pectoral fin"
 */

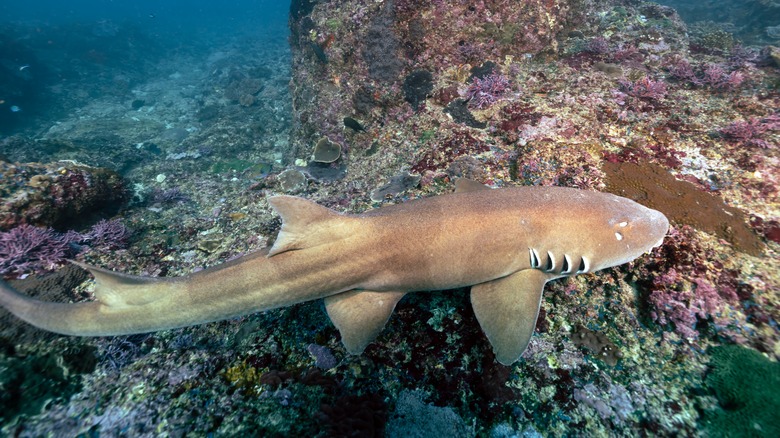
xmin=324 ymin=290 xmax=406 ymax=354
xmin=470 ymin=269 xmax=550 ymax=365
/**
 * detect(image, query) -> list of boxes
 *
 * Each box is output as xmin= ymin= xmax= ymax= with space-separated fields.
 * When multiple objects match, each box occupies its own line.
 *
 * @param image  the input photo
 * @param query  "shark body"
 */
xmin=0 ymin=179 xmax=668 ymax=364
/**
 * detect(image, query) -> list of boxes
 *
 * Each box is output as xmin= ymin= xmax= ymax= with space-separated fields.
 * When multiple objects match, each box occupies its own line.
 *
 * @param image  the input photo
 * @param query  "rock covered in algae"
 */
xmin=277 ymin=168 xmax=307 ymax=193
xmin=0 ymin=161 xmax=126 ymax=231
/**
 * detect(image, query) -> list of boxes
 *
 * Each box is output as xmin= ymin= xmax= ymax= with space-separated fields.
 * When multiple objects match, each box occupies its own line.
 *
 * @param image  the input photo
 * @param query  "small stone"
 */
xmin=197 ymin=238 xmax=223 ymax=253
xmin=278 ymin=169 xmax=307 ymax=193
xmin=307 ymin=344 xmax=338 ymax=370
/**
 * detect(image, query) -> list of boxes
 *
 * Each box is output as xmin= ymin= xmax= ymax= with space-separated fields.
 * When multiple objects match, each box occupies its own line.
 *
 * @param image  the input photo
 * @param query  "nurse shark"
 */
xmin=0 ymin=179 xmax=668 ymax=365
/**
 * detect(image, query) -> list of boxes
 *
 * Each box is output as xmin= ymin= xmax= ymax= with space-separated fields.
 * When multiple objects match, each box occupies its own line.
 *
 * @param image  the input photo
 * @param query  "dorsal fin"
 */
xmin=266 ymin=195 xmax=346 ymax=256
xmin=454 ymin=178 xmax=492 ymax=193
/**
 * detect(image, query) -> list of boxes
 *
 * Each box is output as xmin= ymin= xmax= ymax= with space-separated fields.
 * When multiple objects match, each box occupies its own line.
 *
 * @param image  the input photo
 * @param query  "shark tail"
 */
xmin=67 ymin=260 xmax=181 ymax=307
xmin=0 ymin=261 xmax=184 ymax=336
xmin=0 ymin=275 xmax=100 ymax=335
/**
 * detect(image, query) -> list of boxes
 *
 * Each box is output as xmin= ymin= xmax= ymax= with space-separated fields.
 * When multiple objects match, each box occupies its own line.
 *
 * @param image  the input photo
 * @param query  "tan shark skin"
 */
xmin=0 ymin=179 xmax=669 ymax=365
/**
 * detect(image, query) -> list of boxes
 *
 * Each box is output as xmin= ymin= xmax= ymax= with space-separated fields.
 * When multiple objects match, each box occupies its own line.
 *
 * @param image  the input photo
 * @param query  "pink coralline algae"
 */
xmin=647 ymin=269 xmax=738 ymax=341
xmin=81 ymin=219 xmax=132 ymax=250
xmin=573 ymin=382 xmax=639 ymax=424
xmin=585 ymin=37 xmax=610 ymax=55
xmin=0 ymin=224 xmax=73 ymax=276
xmin=701 ymin=65 xmax=745 ymax=90
xmin=617 ymin=77 xmax=668 ymax=101
xmin=612 ymin=77 xmax=668 ymax=114
xmin=639 ymin=226 xmax=760 ymax=349
xmin=720 ymin=115 xmax=779 ymax=149
xmin=664 ymin=57 xmax=745 ymax=90
xmin=641 ymin=227 xmax=751 ymax=342
xmin=0 ymin=220 xmax=131 ymax=277
xmin=665 ymin=57 xmax=698 ymax=84
xmin=464 ymin=73 xmax=512 ymax=109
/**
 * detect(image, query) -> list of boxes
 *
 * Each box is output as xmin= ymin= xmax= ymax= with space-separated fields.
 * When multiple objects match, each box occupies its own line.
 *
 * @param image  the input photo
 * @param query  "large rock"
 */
xmin=287 ymin=0 xmax=598 ymax=195
xmin=0 ymin=160 xmax=127 ymax=231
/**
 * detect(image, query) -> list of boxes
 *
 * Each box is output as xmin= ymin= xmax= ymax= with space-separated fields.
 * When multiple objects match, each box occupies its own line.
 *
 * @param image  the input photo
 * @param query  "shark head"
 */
xmin=523 ymin=188 xmax=670 ymax=278
xmin=591 ymin=195 xmax=670 ymax=270
xmin=471 ymin=185 xmax=670 ymax=365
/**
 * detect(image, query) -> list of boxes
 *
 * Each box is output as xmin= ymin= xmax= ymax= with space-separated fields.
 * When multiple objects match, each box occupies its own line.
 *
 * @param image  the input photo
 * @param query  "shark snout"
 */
xmin=633 ymin=205 xmax=670 ymax=250
xmin=651 ymin=209 xmax=670 ymax=246
xmin=593 ymin=201 xmax=670 ymax=270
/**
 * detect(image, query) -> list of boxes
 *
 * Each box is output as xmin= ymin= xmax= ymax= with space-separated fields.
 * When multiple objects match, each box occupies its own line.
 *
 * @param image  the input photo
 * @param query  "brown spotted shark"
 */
xmin=0 ymin=179 xmax=669 ymax=365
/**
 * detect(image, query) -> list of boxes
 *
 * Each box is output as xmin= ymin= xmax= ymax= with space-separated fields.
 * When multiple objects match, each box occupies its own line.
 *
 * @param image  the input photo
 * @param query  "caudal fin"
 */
xmin=68 ymin=260 xmax=178 ymax=308
xmin=0 ymin=262 xmax=184 ymax=336
xmin=0 ymin=275 xmax=100 ymax=335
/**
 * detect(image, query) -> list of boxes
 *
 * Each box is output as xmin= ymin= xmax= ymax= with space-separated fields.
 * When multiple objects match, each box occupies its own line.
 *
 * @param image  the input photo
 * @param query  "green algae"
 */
xmin=0 ymin=343 xmax=96 ymax=424
xmin=704 ymin=345 xmax=780 ymax=437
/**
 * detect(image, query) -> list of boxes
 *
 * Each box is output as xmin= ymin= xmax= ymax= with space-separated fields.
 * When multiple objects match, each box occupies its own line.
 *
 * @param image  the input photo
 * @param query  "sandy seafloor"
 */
xmin=0 ymin=1 xmax=779 ymax=436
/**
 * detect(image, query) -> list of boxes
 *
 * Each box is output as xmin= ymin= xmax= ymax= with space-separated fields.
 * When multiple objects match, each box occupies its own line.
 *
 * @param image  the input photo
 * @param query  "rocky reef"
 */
xmin=0 ymin=0 xmax=778 ymax=436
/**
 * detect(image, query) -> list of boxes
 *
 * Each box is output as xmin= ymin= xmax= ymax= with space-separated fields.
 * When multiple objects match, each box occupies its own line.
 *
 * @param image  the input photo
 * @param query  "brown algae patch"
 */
xmin=603 ymin=161 xmax=763 ymax=256
xmin=571 ymin=325 xmax=623 ymax=367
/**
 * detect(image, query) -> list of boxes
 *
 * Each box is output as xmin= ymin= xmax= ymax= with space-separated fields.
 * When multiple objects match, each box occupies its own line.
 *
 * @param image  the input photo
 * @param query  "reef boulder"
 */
xmin=0 ymin=161 xmax=127 ymax=231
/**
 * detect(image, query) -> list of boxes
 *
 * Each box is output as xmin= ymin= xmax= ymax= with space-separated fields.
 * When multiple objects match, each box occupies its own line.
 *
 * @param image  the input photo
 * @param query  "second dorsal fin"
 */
xmin=454 ymin=178 xmax=492 ymax=193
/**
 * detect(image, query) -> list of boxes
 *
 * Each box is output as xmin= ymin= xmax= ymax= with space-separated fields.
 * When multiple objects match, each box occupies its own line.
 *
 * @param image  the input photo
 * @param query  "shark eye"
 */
xmin=561 ymin=254 xmax=572 ymax=274
xmin=576 ymin=257 xmax=590 ymax=274
xmin=529 ymin=248 xmax=541 ymax=268
xmin=545 ymin=251 xmax=555 ymax=272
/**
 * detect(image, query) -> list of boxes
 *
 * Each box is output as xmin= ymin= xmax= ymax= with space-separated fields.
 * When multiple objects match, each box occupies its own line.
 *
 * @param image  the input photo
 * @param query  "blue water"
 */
xmin=0 ymin=0 xmax=291 ymax=133
xmin=1 ymin=0 xmax=288 ymax=33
